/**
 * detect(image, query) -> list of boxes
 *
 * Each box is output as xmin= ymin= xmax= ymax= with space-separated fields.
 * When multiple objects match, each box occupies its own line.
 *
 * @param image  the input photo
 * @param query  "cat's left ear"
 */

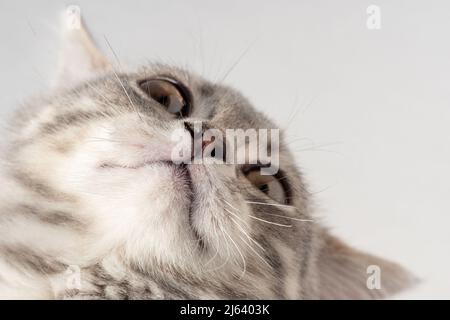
xmin=55 ymin=7 xmax=110 ymax=88
xmin=316 ymin=230 xmax=417 ymax=299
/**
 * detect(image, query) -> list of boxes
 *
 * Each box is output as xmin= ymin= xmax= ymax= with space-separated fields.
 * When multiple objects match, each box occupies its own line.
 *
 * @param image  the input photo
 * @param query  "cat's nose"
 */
xmin=183 ymin=121 xmax=225 ymax=162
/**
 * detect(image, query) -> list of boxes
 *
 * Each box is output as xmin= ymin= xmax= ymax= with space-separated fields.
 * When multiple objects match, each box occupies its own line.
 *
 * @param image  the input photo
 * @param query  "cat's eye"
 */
xmin=245 ymin=168 xmax=288 ymax=204
xmin=138 ymin=78 xmax=191 ymax=117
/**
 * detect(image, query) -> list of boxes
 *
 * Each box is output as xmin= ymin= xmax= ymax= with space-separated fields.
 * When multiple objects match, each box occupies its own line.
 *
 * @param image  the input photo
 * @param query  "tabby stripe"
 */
xmin=1 ymin=245 xmax=66 ymax=275
xmin=14 ymin=204 xmax=85 ymax=230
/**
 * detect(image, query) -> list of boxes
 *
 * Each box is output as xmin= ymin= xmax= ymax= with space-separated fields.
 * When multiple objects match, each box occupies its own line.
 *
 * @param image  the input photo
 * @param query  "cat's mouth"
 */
xmin=98 ymin=161 xmax=194 ymax=193
xmin=98 ymin=160 xmax=178 ymax=170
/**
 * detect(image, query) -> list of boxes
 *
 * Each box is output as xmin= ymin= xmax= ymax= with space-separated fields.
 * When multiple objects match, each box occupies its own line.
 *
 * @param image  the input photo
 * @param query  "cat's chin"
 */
xmin=66 ymin=154 xmax=241 ymax=263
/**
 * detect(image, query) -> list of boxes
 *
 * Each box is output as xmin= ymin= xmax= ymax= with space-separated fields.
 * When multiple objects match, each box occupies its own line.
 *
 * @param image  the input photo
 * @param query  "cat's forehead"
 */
xmin=134 ymin=64 xmax=233 ymax=101
xmin=136 ymin=64 xmax=195 ymax=86
xmin=68 ymin=63 xmax=277 ymax=130
xmin=82 ymin=64 xmax=224 ymax=104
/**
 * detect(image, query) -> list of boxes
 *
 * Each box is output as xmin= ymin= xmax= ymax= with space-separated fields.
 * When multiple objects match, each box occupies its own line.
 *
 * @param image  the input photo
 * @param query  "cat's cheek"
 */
xmin=187 ymin=165 xmax=254 ymax=261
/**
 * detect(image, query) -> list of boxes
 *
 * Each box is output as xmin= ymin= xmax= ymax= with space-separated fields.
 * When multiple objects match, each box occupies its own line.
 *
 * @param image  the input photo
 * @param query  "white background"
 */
xmin=0 ymin=0 xmax=449 ymax=299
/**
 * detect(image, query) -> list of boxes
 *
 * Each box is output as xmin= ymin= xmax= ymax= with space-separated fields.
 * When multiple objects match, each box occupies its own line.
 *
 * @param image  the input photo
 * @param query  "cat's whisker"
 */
xmin=103 ymin=36 xmax=144 ymax=122
xmin=284 ymin=95 xmax=317 ymax=132
xmin=228 ymin=216 xmax=271 ymax=268
xmin=259 ymin=212 xmax=314 ymax=222
xmin=221 ymin=227 xmax=247 ymax=280
xmin=222 ymin=205 xmax=246 ymax=224
xmin=222 ymin=199 xmax=240 ymax=213
xmin=204 ymin=241 xmax=220 ymax=267
xmin=86 ymin=137 xmax=123 ymax=144
xmin=204 ymin=219 xmax=221 ymax=267
xmin=220 ymin=200 xmax=269 ymax=260
xmin=222 ymin=205 xmax=266 ymax=253
xmin=218 ymin=39 xmax=256 ymax=83
xmin=213 ymin=204 xmax=248 ymax=277
xmin=249 ymin=215 xmax=292 ymax=228
xmin=245 ymin=200 xmax=296 ymax=209
xmin=221 ymin=200 xmax=273 ymax=269
xmin=237 ymin=234 xmax=271 ymax=270
xmin=223 ymin=197 xmax=303 ymax=227
xmin=110 ymin=67 xmax=143 ymax=122
xmin=85 ymin=81 xmax=115 ymax=106
xmin=205 ymin=226 xmax=232 ymax=273
xmin=310 ymin=183 xmax=338 ymax=195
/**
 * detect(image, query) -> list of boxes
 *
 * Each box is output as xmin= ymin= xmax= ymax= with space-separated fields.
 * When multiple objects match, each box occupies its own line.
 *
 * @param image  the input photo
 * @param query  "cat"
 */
xmin=0 ymin=16 xmax=415 ymax=299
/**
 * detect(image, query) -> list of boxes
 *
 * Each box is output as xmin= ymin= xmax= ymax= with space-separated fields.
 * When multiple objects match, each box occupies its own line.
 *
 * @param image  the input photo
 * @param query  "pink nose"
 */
xmin=202 ymin=136 xmax=215 ymax=152
xmin=184 ymin=121 xmax=225 ymax=162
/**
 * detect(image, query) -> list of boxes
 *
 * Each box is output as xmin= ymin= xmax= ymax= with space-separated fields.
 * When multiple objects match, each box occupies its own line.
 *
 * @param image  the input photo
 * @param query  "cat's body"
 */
xmin=0 ymin=16 xmax=413 ymax=299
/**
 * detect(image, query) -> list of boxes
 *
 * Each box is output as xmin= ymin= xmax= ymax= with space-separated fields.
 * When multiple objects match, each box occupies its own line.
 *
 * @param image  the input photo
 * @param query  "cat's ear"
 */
xmin=317 ymin=230 xmax=416 ymax=299
xmin=55 ymin=7 xmax=110 ymax=88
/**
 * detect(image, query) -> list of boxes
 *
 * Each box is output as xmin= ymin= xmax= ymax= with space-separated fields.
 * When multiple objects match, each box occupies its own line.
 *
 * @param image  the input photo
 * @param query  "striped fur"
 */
xmin=0 ymin=18 xmax=414 ymax=299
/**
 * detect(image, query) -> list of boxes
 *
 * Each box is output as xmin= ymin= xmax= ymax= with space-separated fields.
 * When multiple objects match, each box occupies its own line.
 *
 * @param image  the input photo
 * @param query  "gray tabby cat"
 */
xmin=0 ymin=18 xmax=414 ymax=299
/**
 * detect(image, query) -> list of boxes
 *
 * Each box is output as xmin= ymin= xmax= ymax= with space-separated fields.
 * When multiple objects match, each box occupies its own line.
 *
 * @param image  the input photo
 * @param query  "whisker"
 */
xmin=284 ymin=95 xmax=317 ymax=131
xmin=310 ymin=183 xmax=338 ymax=195
xmin=258 ymin=212 xmax=313 ymax=222
xmin=86 ymin=137 xmax=124 ymax=144
xmin=111 ymin=68 xmax=143 ymax=121
xmin=237 ymin=234 xmax=271 ymax=269
xmin=221 ymin=226 xmax=247 ymax=279
xmin=204 ymin=223 xmax=220 ymax=267
xmin=227 ymin=216 xmax=271 ymax=268
xmin=85 ymin=82 xmax=114 ymax=105
xmin=222 ymin=199 xmax=240 ymax=212
xmin=103 ymin=36 xmax=144 ymax=122
xmin=249 ymin=215 xmax=292 ymax=228
xmin=204 ymin=242 xmax=220 ymax=267
xmin=205 ymin=223 xmax=232 ymax=273
xmin=221 ymin=205 xmax=266 ymax=253
xmin=245 ymin=200 xmax=296 ymax=209
xmin=218 ymin=39 xmax=256 ymax=83
xmin=223 ymin=197 xmax=307 ymax=227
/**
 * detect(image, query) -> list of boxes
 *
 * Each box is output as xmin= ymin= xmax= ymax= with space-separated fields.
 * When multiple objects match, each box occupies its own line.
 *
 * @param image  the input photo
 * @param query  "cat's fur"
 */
xmin=0 ymin=17 xmax=414 ymax=299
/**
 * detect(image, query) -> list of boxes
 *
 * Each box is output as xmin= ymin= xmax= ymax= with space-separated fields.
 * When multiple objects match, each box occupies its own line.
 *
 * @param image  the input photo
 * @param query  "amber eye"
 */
xmin=245 ymin=169 xmax=287 ymax=204
xmin=138 ymin=78 xmax=191 ymax=117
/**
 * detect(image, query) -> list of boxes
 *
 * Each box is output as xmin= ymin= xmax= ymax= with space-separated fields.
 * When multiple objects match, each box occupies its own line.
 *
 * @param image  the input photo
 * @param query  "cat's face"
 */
xmin=0 ymin=19 xmax=413 ymax=299
xmin=9 ymin=63 xmax=313 ymax=291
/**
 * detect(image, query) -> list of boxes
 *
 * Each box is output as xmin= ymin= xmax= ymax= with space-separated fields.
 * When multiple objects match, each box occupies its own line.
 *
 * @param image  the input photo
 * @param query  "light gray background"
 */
xmin=1 ymin=0 xmax=449 ymax=298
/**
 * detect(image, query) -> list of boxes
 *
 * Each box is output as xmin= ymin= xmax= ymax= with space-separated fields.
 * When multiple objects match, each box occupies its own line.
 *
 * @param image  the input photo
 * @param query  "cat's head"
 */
xmin=2 ymin=17 xmax=414 ymax=299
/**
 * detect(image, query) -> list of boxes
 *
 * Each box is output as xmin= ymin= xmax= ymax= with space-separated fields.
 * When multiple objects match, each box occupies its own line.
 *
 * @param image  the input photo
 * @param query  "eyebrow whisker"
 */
xmin=104 ymin=35 xmax=144 ymax=122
